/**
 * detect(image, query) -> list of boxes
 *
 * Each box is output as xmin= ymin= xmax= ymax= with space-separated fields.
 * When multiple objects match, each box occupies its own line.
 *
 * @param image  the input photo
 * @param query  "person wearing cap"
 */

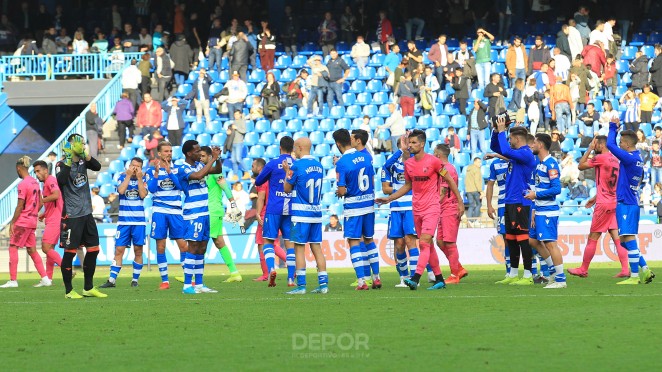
xmin=224 ymin=70 xmax=248 ymax=116
xmin=229 ymin=32 xmax=253 ymax=82
xmin=506 ymin=35 xmax=528 ymax=87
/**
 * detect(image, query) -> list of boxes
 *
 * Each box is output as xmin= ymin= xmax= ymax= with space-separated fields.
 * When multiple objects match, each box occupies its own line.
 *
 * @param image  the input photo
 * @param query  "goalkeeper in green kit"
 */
xmin=201 ymin=146 xmax=243 ymax=282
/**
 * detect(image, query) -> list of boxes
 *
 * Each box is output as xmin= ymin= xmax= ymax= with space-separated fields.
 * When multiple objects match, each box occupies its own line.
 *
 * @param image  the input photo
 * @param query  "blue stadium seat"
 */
xmin=373 ymin=153 xmax=386 ymax=168
xmin=341 ymin=54 xmax=354 ymax=67
xmin=293 ymin=131 xmax=307 ymax=140
xmin=99 ymin=184 xmax=115 ymax=198
xmin=189 ymin=121 xmax=205 ymax=135
xmin=641 ymin=122 xmax=652 ymax=136
xmin=491 ymin=63 xmax=505 ymax=75
xmin=362 ymin=105 xmax=377 ymax=117
xmin=324 ymin=131 xmax=336 ymax=144
xmin=314 ymin=144 xmax=330 ymax=156
xmin=346 ymin=105 xmax=362 ymax=118
xmin=207 ymin=70 xmax=219 ymax=82
xmin=310 ymin=131 xmax=324 ymax=145
xmin=244 ymin=132 xmax=259 ymax=146
xmin=366 ymin=80 xmax=383 ymax=93
xmin=271 ymin=119 xmax=286 ymax=133
xmin=276 ymin=55 xmax=292 ymax=68
xmin=182 ymin=133 xmax=196 ymax=143
xmin=375 ymin=67 xmax=387 ymax=79
xmin=211 ymin=133 xmax=226 ymax=146
xmin=454 ymin=152 xmax=471 ymax=168
xmin=218 ymin=70 xmax=229 ymax=83
xmin=321 ymin=156 xmax=335 ymax=170
xmin=205 ymin=121 xmax=222 ymax=134
xmin=368 ymin=54 xmax=385 ymax=67
xmin=425 ymin=128 xmax=440 ymax=141
xmin=369 ymin=117 xmax=384 ymax=128
xmin=443 ymin=104 xmax=459 ymax=116
xmin=377 ymin=104 xmax=391 ymax=117
xmin=566 ymin=125 xmax=578 ymax=139
xmin=356 ymin=92 xmax=371 ymax=105
xmin=276 ymin=132 xmax=291 ymax=141
xmin=373 ymin=92 xmax=388 ymax=105
xmin=358 ymin=67 xmax=376 ymax=80
xmin=303 ymin=118 xmax=319 ymax=132
xmin=343 ymin=93 xmax=356 ymax=106
xmin=349 ymin=80 xmax=367 ymax=93
xmin=418 ymin=115 xmax=432 ymax=129
xmin=404 ymin=116 xmax=416 ymax=130
xmin=280 ymin=68 xmax=297 ymax=82
xmin=172 ymin=146 xmax=183 ymax=160
xmin=255 ymin=119 xmax=270 ymax=133
xmin=432 ymin=115 xmax=450 ymax=128
xmin=336 ymin=118 xmax=351 ymax=130
xmin=322 ymin=192 xmax=335 ymax=206
xmin=108 ymin=160 xmax=124 ymax=174
xmin=561 ymin=138 xmax=574 ymax=153
xmin=248 ymin=69 xmax=266 ymax=83
xmin=95 ymin=172 xmax=113 ymax=186
xmin=622 ymin=46 xmax=638 ymax=60
xmin=258 ymin=132 xmax=276 ymax=145
xmin=330 ymin=106 xmax=345 ymax=119
xmin=286 ymin=119 xmax=302 ymax=132
xmin=119 ymin=147 xmax=136 ymax=161
xmin=265 ymin=145 xmax=280 ymax=158
xmin=186 ymin=71 xmax=199 ymax=83
xmin=291 ymin=55 xmax=308 ymax=68
xmin=346 ymin=67 xmax=359 ymax=81
xmin=282 ymin=107 xmax=298 ymax=120
xmin=319 ymin=118 xmax=335 ymax=132
xmin=175 ymin=84 xmax=191 ymax=98
xmin=450 ymin=115 xmax=467 ymax=128
xmin=616 ymin=60 xmax=629 ymax=74
xmin=196 ymin=133 xmax=211 ymax=146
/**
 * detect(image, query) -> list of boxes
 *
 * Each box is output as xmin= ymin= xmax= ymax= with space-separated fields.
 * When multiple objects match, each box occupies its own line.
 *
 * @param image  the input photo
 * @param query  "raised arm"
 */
xmin=606 ymin=121 xmax=634 ymax=164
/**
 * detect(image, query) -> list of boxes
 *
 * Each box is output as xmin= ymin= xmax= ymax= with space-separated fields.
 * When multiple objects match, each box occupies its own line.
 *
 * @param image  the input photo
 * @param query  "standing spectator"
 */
xmin=139 ymin=27 xmax=152 ymax=50
xmin=581 ymin=41 xmax=606 ymax=76
xmin=107 ymin=193 xmax=119 ymax=223
xmin=484 ymin=73 xmax=507 ymax=118
xmin=422 ymin=66 xmax=440 ymax=115
xmin=154 ymin=47 xmax=174 ymax=101
xmin=170 ymin=34 xmax=193 ymax=87
xmin=528 ymin=36 xmax=551 ymax=75
xmin=428 ymin=34 xmax=449 ymax=86
xmin=569 ymin=57 xmax=591 ymax=114
xmin=589 ymin=20 xmax=608 ymax=50
xmin=207 ymin=18 xmax=224 ymax=71
xmin=506 ymin=36 xmax=527 ymax=87
xmin=281 ymin=6 xmax=299 ymax=58
xmin=444 ymin=127 xmax=461 ymax=156
xmin=307 ymin=55 xmax=329 ymax=116
xmin=326 ymin=49 xmax=350 ymax=107
xmin=598 ymin=100 xmax=618 ymax=135
xmin=376 ymin=10 xmax=392 ymax=54
xmin=467 ymin=100 xmax=488 ymax=155
xmin=496 ymin=0 xmax=512 ymax=44
xmin=186 ymin=68 xmax=213 ymax=125
xmin=650 ymin=141 xmax=662 ymax=186
xmin=379 ymin=103 xmax=405 ymax=151
xmin=567 ymin=20 xmax=584 ymax=60
xmin=138 ymin=53 xmax=152 ymax=96
xmin=549 ymin=82 xmax=573 ymax=134
xmin=650 ymin=45 xmax=662 ymax=95
xmin=508 ymin=78 xmax=526 ymax=124
xmin=602 ymin=54 xmax=617 ymax=100
xmin=162 ymin=96 xmax=186 ymax=147
xmin=350 ymin=36 xmax=370 ymax=74
xmin=553 ymin=47 xmax=571 ymax=82
xmin=228 ymin=111 xmax=248 ymax=181
xmin=324 ymin=214 xmax=343 ymax=232
xmin=454 ymin=40 xmax=474 ymax=68
xmin=136 ymin=93 xmax=162 ymax=137
xmin=46 ymin=151 xmax=57 ymax=175
xmin=465 ymin=157 xmax=483 ymax=222
xmin=113 ymin=93 xmax=135 ymax=149
xmin=451 ymin=67 xmax=470 ymax=115
xmin=224 ymin=71 xmax=249 ymax=116
xmin=85 ymin=103 xmax=102 ymax=158
xmin=121 ymin=23 xmax=140 ymax=52
xmin=404 ymin=3 xmax=425 ymax=41
xmin=229 ymin=32 xmax=252 ymax=82
xmin=244 ymin=21 xmax=259 ymax=71
xmin=261 ymin=72 xmax=282 ymax=121
xmin=111 ymin=5 xmax=122 ymax=31
xmin=573 ymin=6 xmax=591 ymax=44
xmin=556 ymin=25 xmax=572 ymax=59
xmin=473 ymin=28 xmax=494 ymax=89
xmin=121 ymin=60 xmax=142 ymax=110
xmin=318 ymin=12 xmax=338 ymax=57
xmin=639 ymin=84 xmax=660 ymax=124
xmin=397 ymin=72 xmax=418 ymax=117
xmin=257 ymin=21 xmax=276 ymax=72
xmin=173 ymin=4 xmax=185 ymax=34
xmin=340 ymin=5 xmax=358 ymax=44
xmin=620 ymin=89 xmax=640 ymax=132
xmin=91 ymin=187 xmax=106 ymax=223
xmin=630 ymin=51 xmax=649 ymax=92
xmin=405 ymin=40 xmax=423 ymax=73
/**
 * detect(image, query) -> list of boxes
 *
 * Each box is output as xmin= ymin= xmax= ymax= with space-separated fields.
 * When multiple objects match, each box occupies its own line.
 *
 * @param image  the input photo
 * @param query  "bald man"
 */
xmin=282 ymin=137 xmax=328 ymax=294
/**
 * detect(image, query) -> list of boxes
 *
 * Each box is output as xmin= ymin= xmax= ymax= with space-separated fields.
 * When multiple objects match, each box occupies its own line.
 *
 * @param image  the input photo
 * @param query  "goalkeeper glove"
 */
xmin=61 ymin=140 xmax=73 ymax=166
xmin=228 ymin=201 xmax=242 ymax=224
xmin=70 ymin=135 xmax=87 ymax=158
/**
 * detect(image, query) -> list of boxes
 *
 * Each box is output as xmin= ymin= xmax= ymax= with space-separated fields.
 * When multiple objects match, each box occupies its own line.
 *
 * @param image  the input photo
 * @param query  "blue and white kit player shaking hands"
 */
xmin=255 ymin=136 xmax=296 ymax=287
xmin=177 ymin=140 xmax=223 ymax=294
xmin=282 ymin=137 xmax=328 ymax=295
xmin=606 ymin=117 xmax=655 ymax=285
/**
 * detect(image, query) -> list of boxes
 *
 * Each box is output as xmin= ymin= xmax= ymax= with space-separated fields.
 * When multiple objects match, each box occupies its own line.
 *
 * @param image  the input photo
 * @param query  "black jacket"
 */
xmin=630 ymin=55 xmax=650 ymax=90
xmin=467 ymin=101 xmax=488 ymax=130
xmin=229 ymin=39 xmax=253 ymax=67
xmin=484 ymin=81 xmax=507 ymax=114
xmin=451 ymin=76 xmax=470 ymax=99
xmin=650 ymin=55 xmax=662 ymax=86
xmin=556 ymin=30 xmax=572 ymax=59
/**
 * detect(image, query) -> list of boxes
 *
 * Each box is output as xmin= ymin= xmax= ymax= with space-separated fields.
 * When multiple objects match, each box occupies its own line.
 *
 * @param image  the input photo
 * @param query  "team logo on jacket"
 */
xmin=73 ymin=173 xmax=87 ymax=188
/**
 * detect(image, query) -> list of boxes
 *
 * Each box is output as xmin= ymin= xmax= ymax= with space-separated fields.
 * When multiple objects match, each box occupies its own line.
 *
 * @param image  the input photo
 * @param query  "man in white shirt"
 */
xmin=91 ymin=187 xmax=106 ymax=222
xmin=223 ymin=71 xmax=248 ymax=116
xmin=552 ymin=47 xmax=571 ymax=81
xmin=589 ymin=20 xmax=609 ymax=52
xmin=423 ymin=65 xmax=440 ymax=114
xmin=121 ymin=59 xmax=142 ymax=109
xmin=231 ymin=182 xmax=250 ymax=215
xmin=379 ymin=103 xmax=405 ymax=152
xmin=567 ymin=20 xmax=584 ymax=60
xmin=350 ymin=35 xmax=371 ymax=74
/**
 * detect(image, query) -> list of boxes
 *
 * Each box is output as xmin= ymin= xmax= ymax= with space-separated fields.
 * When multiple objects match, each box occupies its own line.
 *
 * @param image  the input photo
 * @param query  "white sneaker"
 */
xmin=0 ymin=280 xmax=18 ymax=288
xmin=427 ymin=272 xmax=436 ymax=283
xmin=395 ymin=278 xmax=409 ymax=288
xmin=543 ymin=281 xmax=567 ymax=289
xmin=195 ymin=286 xmax=218 ymax=293
xmin=33 ymin=277 xmax=53 ymax=287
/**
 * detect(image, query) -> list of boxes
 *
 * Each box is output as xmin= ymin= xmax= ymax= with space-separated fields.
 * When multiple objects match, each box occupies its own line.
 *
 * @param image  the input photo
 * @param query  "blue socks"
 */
xmin=296 ymin=269 xmax=306 ymax=287
xmin=318 ymin=271 xmax=328 ymax=287
xmin=194 ymin=254 xmax=204 ymax=287
xmin=349 ymin=245 xmax=364 ymax=280
xmin=109 ymin=264 xmax=121 ymax=283
xmin=157 ymin=252 xmax=168 ymax=282
xmin=365 ymin=242 xmax=379 ymax=278
xmin=408 ymin=248 xmax=419 ymax=277
xmin=395 ymin=251 xmax=408 ymax=277
xmin=287 ymin=248 xmax=296 ymax=281
xmin=183 ymin=252 xmax=195 ymax=287
xmin=132 ymin=261 xmax=143 ymax=282
xmin=504 ymin=243 xmax=511 ymax=274
xmin=263 ymin=244 xmax=275 ymax=273
xmin=622 ymin=240 xmax=641 ymax=276
xmin=360 ymin=242 xmax=371 ymax=278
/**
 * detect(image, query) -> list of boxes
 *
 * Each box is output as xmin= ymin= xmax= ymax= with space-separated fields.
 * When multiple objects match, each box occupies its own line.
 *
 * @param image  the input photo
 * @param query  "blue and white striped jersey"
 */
xmin=623 ymin=98 xmax=640 ymax=123
xmin=176 ymin=161 xmax=209 ymax=220
xmin=117 ymin=173 xmax=147 ymax=225
xmin=532 ymin=155 xmax=561 ymax=216
xmin=381 ymin=149 xmax=412 ymax=212
xmin=146 ymin=166 xmax=183 ymax=214
xmin=336 ymin=148 xmax=374 ymax=217
xmin=287 ymin=155 xmax=324 ymax=223
xmin=488 ymin=158 xmax=509 ymax=209
xmin=255 ymin=153 xmax=294 ymax=215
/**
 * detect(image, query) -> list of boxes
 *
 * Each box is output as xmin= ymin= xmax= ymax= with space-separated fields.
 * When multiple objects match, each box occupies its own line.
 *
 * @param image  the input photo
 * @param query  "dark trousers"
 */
xmin=140 ymin=75 xmax=151 ymax=95
xmin=117 ymin=120 xmax=134 ymax=147
xmin=125 ymin=88 xmax=139 ymax=110
xmin=457 ymin=98 xmax=467 ymax=115
xmin=168 ymin=129 xmax=182 ymax=147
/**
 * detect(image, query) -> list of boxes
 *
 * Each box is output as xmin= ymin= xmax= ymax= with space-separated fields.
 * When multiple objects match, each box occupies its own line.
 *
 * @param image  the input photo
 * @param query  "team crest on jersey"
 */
xmin=159 ymin=178 xmax=175 ymax=190
xmin=73 ymin=173 xmax=87 ymax=188
xmin=396 ymin=173 xmax=405 ymax=182
xmin=125 ymin=189 xmax=139 ymax=199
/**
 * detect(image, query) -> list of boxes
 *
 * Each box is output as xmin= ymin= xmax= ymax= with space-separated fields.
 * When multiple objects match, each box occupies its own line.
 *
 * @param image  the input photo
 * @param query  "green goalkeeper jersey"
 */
xmin=206 ymin=174 xmax=234 ymax=217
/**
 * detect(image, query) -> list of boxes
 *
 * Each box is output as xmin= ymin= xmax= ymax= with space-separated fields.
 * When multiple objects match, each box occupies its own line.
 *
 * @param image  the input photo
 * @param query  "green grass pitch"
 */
xmin=1 ymin=262 xmax=660 ymax=370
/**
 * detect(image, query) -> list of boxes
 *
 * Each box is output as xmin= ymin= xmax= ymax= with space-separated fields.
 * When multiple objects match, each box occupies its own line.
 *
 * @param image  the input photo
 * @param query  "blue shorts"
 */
xmin=529 ymin=215 xmax=558 ymax=242
xmin=263 ymin=213 xmax=291 ymax=240
xmin=185 ymin=215 xmax=210 ymax=242
xmin=616 ymin=203 xmax=640 ymax=236
xmin=497 ymin=206 xmax=505 ymax=235
xmin=290 ymin=221 xmax=323 ymax=244
xmin=387 ymin=210 xmax=416 ymax=239
xmin=115 ymin=225 xmax=146 ymax=247
xmin=151 ymin=212 xmax=185 ymax=240
xmin=344 ymin=213 xmax=375 ymax=240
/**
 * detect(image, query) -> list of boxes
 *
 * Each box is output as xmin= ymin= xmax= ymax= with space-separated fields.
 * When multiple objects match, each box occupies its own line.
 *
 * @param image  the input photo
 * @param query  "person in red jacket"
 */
xmin=376 ymin=10 xmax=392 ymax=54
xmin=136 ymin=92 xmax=163 ymax=137
xmin=602 ymin=53 xmax=617 ymax=100
xmin=581 ymin=41 xmax=606 ymax=76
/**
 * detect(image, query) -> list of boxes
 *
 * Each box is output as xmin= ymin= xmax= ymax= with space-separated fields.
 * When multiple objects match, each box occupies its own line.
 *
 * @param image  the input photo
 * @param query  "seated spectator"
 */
xmin=568 ymin=180 xmax=589 ymax=200
xmin=324 ymin=214 xmax=343 ymax=232
xmin=577 ymin=102 xmax=599 ymax=136
xmin=350 ymin=35 xmax=370 ymax=74
xmin=636 ymin=129 xmax=651 ymax=164
xmin=379 ymin=103 xmax=405 ymax=151
xmin=444 ymin=127 xmax=461 ymax=156
xmin=261 ymin=72 xmax=282 ymax=121
xmin=560 ymin=152 xmax=580 ymax=185
xmin=284 ymin=70 xmax=307 ymax=109
xmin=249 ymin=96 xmax=264 ymax=120
xmin=550 ymin=130 xmax=565 ymax=159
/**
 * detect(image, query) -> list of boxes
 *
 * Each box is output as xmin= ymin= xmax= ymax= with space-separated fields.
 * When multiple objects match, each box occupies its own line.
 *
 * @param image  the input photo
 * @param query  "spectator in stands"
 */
xmin=383 ymin=43 xmax=401 ymax=88
xmin=284 ymin=70 xmax=307 ymax=109
xmin=650 ymin=45 xmax=662 ymax=95
xmin=138 ymin=53 xmax=152 ymax=96
xmin=556 ymin=25 xmax=572 ymax=60
xmin=404 ymin=3 xmax=425 ymax=42
xmin=139 ymin=27 xmax=152 ymax=50
xmin=451 ymin=67 xmax=470 ymax=115
xmin=465 ymin=157 xmax=483 ymax=221
xmin=228 ymin=111 xmax=248 ymax=181
xmin=444 ymin=127 xmax=461 ymax=156
xmin=454 ymin=39 xmax=474 ymax=68
xmin=244 ymin=21 xmax=258 ymax=70
xmin=55 ymin=27 xmax=70 ymax=54
xmin=549 ymin=81 xmax=573 ymax=134
xmin=318 ymin=12 xmax=338 ymax=57
xmin=340 ymin=5 xmax=358 ymax=44
xmin=566 ymin=20 xmax=583 ymax=60
xmin=173 ymin=4 xmax=185 ymax=34
xmin=577 ymin=102 xmax=599 ymax=136
xmin=152 ymin=24 xmax=164 ymax=50
xmin=85 ymin=103 xmax=102 ymax=158
xmin=620 ymin=89 xmax=641 ymax=132
xmin=581 ymin=41 xmax=606 ymax=76
xmin=207 ymin=18 xmax=223 ymax=71
xmin=170 ymin=34 xmax=193 ymax=87
xmin=350 ymin=35 xmax=370 ymax=74
xmin=261 ymin=72 xmax=282 ymax=121
xmin=46 ymin=151 xmax=57 ymax=175
xmin=589 ymin=20 xmax=608 ymax=51
xmin=91 ymin=187 xmax=106 ymax=223
xmin=630 ymin=51 xmax=650 ymax=92
xmin=602 ymin=53 xmax=616 ymax=100
xmin=422 ymin=65 xmax=440 ymax=115
xmin=144 ymin=131 xmax=163 ymax=161
xmin=154 ymin=47 xmax=174 ymax=101
xmin=72 ymin=30 xmax=88 ymax=54
xmin=136 ymin=92 xmax=162 ymax=137
xmin=573 ymin=6 xmax=591 ymax=44
xmin=122 ymin=59 xmax=142 ymax=109
xmin=546 ymin=60 xmax=557 ymax=86
xmin=445 ymin=54 xmax=461 ymax=77
xmin=508 ymin=78 xmax=525 ymax=124
xmin=560 ymin=153 xmax=580 ymax=186
xmin=550 ymin=130 xmax=564 ymax=159
xmin=186 ymin=68 xmax=213 ymax=125
xmin=376 ymin=10 xmax=392 ymax=54
xmin=113 ymin=92 xmax=135 ymax=149
xmin=428 ymin=34 xmax=449 ymax=86
xmin=257 ymin=21 xmax=276 ymax=72
xmin=41 ymin=27 xmax=57 ymax=55
xmin=569 ymin=57 xmax=591 ymax=114
xmin=598 ymin=100 xmax=618 ymax=135
xmin=405 ymin=40 xmax=423 ymax=74
xmin=636 ymin=129 xmax=651 ymax=158
xmin=122 ymin=23 xmax=140 ymax=53
xmin=528 ymin=36 xmax=551 ymax=75
xmin=91 ymin=31 xmax=109 ymax=54
xmin=107 ymin=192 xmax=119 ymax=223
xmin=379 ymin=103 xmax=405 ymax=151
xmin=326 ymin=49 xmax=349 ymax=107
xmin=468 ymin=100 xmax=488 ymax=155
xmin=281 ymin=6 xmax=298 ymax=58
xmin=397 ymin=72 xmax=418 ymax=117
xmin=249 ymin=96 xmax=264 ymax=120
xmin=495 ymin=0 xmax=512 ymax=44
xmin=651 ymin=141 xmax=662 ymax=186
xmin=307 ymin=55 xmax=329 ymax=116
xmin=224 ymin=71 xmax=248 ymax=116
xmin=162 ymin=96 xmax=186 ymax=147
xmin=639 ymin=84 xmax=660 ymax=124
xmin=553 ymin=47 xmax=571 ymax=81
xmin=473 ymin=28 xmax=494 ymax=89
xmin=484 ymin=73 xmax=507 ymax=118
xmin=506 ymin=35 xmax=527 ymax=88
xmin=229 ymin=32 xmax=252 ymax=82
xmin=324 ymin=214 xmax=343 ymax=232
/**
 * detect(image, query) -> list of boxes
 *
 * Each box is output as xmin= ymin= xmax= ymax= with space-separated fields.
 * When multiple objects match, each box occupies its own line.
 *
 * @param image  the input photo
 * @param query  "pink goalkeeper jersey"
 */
xmin=16 ymin=176 xmax=40 ymax=229
xmin=589 ymin=152 xmax=619 ymax=205
xmin=404 ymin=154 xmax=443 ymax=215
xmin=42 ymin=175 xmax=63 ymax=223
xmin=439 ymin=161 xmax=459 ymax=216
